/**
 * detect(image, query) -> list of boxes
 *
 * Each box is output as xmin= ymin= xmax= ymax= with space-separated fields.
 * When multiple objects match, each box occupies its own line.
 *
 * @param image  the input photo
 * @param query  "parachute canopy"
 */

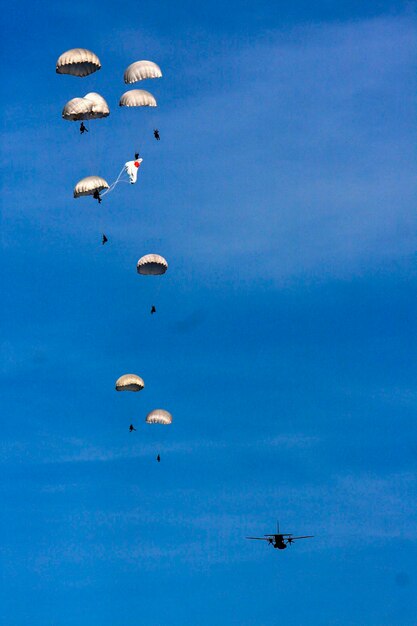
xmin=115 ymin=374 xmax=145 ymax=392
xmin=62 ymin=97 xmax=91 ymax=121
xmin=119 ymin=90 xmax=157 ymax=108
xmin=124 ymin=60 xmax=162 ymax=84
xmin=137 ymin=254 xmax=168 ymax=276
xmin=56 ymin=48 xmax=101 ymax=77
xmin=84 ymin=92 xmax=110 ymax=116
xmin=62 ymin=92 xmax=110 ymax=121
xmin=124 ymin=158 xmax=143 ymax=184
xmin=146 ymin=409 xmax=172 ymax=425
xmin=73 ymin=176 xmax=109 ymax=198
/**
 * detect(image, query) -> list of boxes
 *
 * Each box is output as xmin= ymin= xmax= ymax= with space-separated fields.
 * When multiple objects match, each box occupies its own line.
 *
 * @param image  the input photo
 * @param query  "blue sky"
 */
xmin=1 ymin=1 xmax=416 ymax=624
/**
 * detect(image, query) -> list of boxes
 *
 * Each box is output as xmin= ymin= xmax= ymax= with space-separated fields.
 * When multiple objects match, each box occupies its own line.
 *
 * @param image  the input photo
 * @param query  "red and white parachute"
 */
xmin=100 ymin=157 xmax=143 ymax=197
xmin=124 ymin=158 xmax=143 ymax=184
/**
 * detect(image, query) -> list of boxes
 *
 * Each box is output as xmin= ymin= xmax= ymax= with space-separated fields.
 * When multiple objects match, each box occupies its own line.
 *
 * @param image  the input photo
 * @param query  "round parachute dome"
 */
xmin=73 ymin=176 xmax=109 ymax=198
xmin=62 ymin=97 xmax=92 ymax=121
xmin=83 ymin=92 xmax=110 ymax=118
xmin=115 ymin=374 xmax=145 ymax=392
xmin=119 ymin=90 xmax=157 ymax=108
xmin=146 ymin=409 xmax=172 ymax=425
xmin=124 ymin=60 xmax=162 ymax=84
xmin=62 ymin=93 xmax=109 ymax=121
xmin=137 ymin=254 xmax=168 ymax=276
xmin=56 ymin=48 xmax=101 ymax=77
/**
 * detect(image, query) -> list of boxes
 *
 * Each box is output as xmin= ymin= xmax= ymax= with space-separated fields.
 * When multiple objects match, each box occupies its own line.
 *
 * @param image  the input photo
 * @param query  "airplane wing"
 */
xmin=289 ymin=535 xmax=314 ymax=540
xmin=246 ymin=537 xmax=270 ymax=541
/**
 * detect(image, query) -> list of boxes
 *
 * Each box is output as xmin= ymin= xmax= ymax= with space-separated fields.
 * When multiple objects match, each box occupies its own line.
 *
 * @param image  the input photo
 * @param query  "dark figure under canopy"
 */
xmin=153 ymin=129 xmax=160 ymax=140
xmin=93 ymin=190 xmax=102 ymax=204
xmin=129 ymin=424 xmax=136 ymax=432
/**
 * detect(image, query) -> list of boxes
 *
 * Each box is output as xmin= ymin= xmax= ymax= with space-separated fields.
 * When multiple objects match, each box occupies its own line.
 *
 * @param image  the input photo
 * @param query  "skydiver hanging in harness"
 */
xmin=129 ymin=424 xmax=136 ymax=432
xmin=151 ymin=305 xmax=156 ymax=314
xmin=153 ymin=129 xmax=160 ymax=140
xmin=102 ymin=234 xmax=108 ymax=245
xmin=93 ymin=190 xmax=102 ymax=204
xmin=156 ymin=454 xmax=160 ymax=462
xmin=80 ymin=122 xmax=88 ymax=134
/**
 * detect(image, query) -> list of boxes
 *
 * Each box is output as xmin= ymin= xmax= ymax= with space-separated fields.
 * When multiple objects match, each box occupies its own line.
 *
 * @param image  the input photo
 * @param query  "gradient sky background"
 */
xmin=1 ymin=1 xmax=416 ymax=624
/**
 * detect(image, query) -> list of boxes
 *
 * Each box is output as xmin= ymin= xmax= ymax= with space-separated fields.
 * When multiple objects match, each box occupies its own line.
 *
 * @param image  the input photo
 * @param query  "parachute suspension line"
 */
xmin=101 ymin=167 xmax=129 ymax=197
xmin=153 ymin=274 xmax=164 ymax=303
xmin=88 ymin=119 xmax=97 ymax=172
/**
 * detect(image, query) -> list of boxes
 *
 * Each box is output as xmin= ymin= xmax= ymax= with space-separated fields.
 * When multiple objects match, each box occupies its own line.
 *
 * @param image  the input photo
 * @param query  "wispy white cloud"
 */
xmin=113 ymin=14 xmax=416 ymax=283
xmin=24 ymin=471 xmax=416 ymax=573
xmin=229 ymin=471 xmax=417 ymax=546
xmin=256 ymin=434 xmax=320 ymax=448
xmin=0 ymin=431 xmax=321 ymax=465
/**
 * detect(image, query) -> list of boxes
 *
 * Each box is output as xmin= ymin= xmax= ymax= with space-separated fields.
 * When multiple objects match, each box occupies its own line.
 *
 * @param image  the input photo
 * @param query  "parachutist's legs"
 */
xmin=93 ymin=191 xmax=102 ymax=204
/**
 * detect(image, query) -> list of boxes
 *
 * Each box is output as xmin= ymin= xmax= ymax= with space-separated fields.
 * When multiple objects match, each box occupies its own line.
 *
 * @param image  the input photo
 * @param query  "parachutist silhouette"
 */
xmin=153 ymin=129 xmax=160 ymax=140
xmin=93 ymin=190 xmax=102 ymax=204
xmin=129 ymin=424 xmax=136 ymax=432
xmin=151 ymin=305 xmax=156 ymax=314
xmin=156 ymin=454 xmax=160 ymax=462
xmin=80 ymin=122 xmax=88 ymax=134
xmin=134 ymin=152 xmax=140 ymax=160
xmin=102 ymin=234 xmax=108 ymax=245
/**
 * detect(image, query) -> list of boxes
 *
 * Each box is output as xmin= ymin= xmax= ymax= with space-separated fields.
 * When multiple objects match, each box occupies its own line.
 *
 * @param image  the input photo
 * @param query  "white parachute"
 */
xmin=62 ymin=92 xmax=110 ymax=121
xmin=56 ymin=48 xmax=101 ymax=77
xmin=137 ymin=254 xmax=168 ymax=275
xmin=115 ymin=374 xmax=145 ymax=392
xmin=62 ymin=97 xmax=91 ymax=121
xmin=119 ymin=90 xmax=157 ymax=108
xmin=124 ymin=61 xmax=162 ymax=84
xmin=146 ymin=409 xmax=172 ymax=425
xmin=73 ymin=176 xmax=109 ymax=198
